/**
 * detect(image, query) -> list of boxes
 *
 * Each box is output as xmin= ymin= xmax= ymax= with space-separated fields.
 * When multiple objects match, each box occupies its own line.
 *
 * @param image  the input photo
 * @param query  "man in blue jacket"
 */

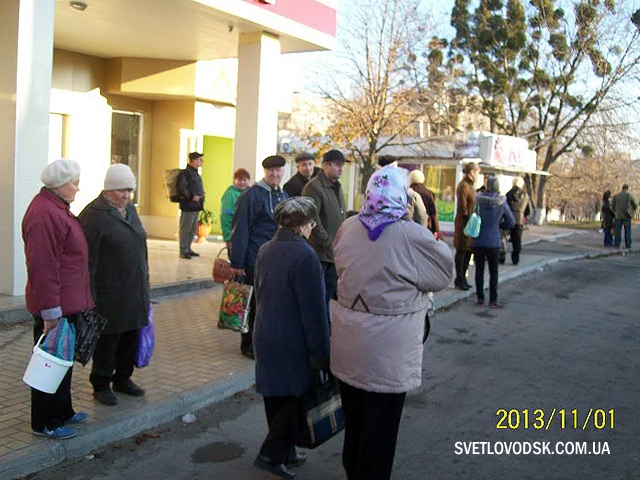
xmin=230 ymin=155 xmax=288 ymax=358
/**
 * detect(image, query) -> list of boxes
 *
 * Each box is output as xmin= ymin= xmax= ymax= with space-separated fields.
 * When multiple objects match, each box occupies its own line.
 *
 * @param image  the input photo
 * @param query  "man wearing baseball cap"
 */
xmin=177 ymin=152 xmax=205 ymax=259
xmin=283 ymin=151 xmax=321 ymax=197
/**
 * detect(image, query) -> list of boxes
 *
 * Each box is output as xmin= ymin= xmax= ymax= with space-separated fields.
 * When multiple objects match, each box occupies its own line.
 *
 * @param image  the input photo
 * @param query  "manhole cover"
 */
xmin=191 ymin=441 xmax=246 ymax=463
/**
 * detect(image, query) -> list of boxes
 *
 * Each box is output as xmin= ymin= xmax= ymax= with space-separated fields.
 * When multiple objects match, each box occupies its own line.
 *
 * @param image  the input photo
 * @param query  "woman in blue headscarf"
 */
xmin=330 ymin=166 xmax=454 ymax=480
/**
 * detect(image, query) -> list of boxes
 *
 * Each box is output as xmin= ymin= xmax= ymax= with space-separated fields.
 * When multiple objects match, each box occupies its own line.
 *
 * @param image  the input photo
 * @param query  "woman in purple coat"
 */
xmin=22 ymin=159 xmax=94 ymax=440
xmin=252 ymin=197 xmax=330 ymax=479
xmin=472 ymin=177 xmax=515 ymax=308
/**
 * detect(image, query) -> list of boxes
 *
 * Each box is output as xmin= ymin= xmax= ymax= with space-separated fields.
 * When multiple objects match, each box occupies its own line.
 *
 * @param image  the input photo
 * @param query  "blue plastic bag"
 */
xmin=464 ymin=205 xmax=481 ymax=238
xmin=135 ymin=304 xmax=155 ymax=368
xmin=41 ymin=318 xmax=75 ymax=362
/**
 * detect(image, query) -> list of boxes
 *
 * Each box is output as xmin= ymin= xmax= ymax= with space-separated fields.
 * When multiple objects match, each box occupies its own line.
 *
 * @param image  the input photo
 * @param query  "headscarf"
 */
xmin=358 ymin=165 xmax=408 ymax=241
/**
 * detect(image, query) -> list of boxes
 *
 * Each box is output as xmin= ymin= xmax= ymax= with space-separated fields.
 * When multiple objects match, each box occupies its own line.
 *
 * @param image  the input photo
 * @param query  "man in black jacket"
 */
xmin=505 ymin=177 xmax=530 ymax=265
xmin=178 ymin=152 xmax=204 ymax=259
xmin=283 ymin=151 xmax=321 ymax=197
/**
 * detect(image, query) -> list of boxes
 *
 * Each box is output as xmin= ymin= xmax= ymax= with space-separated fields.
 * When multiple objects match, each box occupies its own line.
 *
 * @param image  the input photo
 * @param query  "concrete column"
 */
xmin=233 ymin=32 xmax=281 ymax=181
xmin=0 ymin=0 xmax=55 ymax=295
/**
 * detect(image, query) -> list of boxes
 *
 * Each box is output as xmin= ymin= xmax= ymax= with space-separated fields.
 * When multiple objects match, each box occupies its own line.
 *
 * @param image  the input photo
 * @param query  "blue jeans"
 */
xmin=603 ymin=227 xmax=614 ymax=247
xmin=613 ymin=218 xmax=632 ymax=248
xmin=472 ymin=247 xmax=500 ymax=303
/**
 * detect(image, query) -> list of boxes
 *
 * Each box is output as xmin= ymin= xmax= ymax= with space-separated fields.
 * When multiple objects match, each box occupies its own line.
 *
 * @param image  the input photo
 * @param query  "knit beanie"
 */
xmin=487 ymin=177 xmax=500 ymax=193
xmin=104 ymin=163 xmax=136 ymax=191
xmin=408 ymin=170 xmax=425 ymax=185
xmin=40 ymin=159 xmax=81 ymax=188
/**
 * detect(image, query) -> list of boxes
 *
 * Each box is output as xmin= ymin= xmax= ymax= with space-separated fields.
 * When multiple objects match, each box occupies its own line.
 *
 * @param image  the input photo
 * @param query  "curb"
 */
xmin=0 ymin=280 xmax=220 ymax=326
xmin=2 ymin=369 xmax=255 ymax=480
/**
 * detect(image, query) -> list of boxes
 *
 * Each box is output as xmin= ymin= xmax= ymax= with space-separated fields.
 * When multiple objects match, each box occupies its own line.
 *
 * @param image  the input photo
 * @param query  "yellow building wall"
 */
xmin=149 ymin=100 xmax=196 ymax=218
xmin=52 ymin=49 xmax=106 ymax=92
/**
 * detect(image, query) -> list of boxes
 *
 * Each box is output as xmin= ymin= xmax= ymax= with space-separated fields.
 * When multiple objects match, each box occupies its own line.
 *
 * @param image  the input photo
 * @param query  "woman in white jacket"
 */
xmin=331 ymin=166 xmax=454 ymax=480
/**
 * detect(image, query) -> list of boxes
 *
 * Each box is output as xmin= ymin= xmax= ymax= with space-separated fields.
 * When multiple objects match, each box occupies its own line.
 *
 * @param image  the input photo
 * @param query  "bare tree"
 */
xmin=316 ymin=0 xmax=454 ymax=195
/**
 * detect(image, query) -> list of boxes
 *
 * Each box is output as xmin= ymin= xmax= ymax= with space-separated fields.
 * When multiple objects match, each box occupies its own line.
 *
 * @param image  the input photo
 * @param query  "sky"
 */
xmin=281 ymin=0 xmax=456 ymax=94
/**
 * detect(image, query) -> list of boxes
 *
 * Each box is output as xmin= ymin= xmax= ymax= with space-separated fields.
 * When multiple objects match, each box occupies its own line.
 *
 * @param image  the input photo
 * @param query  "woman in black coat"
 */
xmin=79 ymin=164 xmax=150 ymax=406
xmin=252 ymin=197 xmax=330 ymax=479
xmin=601 ymin=190 xmax=615 ymax=247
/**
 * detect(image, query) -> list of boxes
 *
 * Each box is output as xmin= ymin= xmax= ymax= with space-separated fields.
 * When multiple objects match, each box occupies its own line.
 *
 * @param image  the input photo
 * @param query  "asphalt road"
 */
xmin=26 ymin=252 xmax=640 ymax=480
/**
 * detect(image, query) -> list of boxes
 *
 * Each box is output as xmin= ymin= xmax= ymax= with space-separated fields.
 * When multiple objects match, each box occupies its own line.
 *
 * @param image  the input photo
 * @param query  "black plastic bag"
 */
xmin=74 ymin=309 xmax=108 ymax=366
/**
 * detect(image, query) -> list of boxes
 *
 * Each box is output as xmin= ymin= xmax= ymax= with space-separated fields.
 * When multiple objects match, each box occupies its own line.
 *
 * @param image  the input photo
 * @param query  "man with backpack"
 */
xmin=177 ymin=152 xmax=205 ymax=259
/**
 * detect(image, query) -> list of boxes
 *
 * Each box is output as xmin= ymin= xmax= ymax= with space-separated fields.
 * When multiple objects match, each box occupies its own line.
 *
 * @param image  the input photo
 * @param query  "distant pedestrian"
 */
xmin=600 ymin=190 xmax=615 ymax=247
xmin=331 ymin=166 xmax=454 ymax=480
xmin=79 ymin=164 xmax=149 ymax=406
xmin=22 ymin=159 xmax=93 ymax=440
xmin=505 ymin=177 xmax=531 ymax=264
xmin=283 ymin=151 xmax=321 ymax=197
xmin=302 ymin=149 xmax=348 ymax=323
xmin=611 ymin=184 xmax=638 ymax=248
xmin=472 ymin=177 xmax=515 ymax=309
xmin=178 ymin=152 xmax=205 ymax=259
xmin=252 ymin=197 xmax=329 ymax=480
xmin=220 ymin=168 xmax=251 ymax=250
xmin=408 ymin=169 xmax=440 ymax=236
xmin=230 ymin=155 xmax=288 ymax=359
xmin=377 ymin=156 xmax=428 ymax=227
xmin=453 ymin=162 xmax=480 ymax=290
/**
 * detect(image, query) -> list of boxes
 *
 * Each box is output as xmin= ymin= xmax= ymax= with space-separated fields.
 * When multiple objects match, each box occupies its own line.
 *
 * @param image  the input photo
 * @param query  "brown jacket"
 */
xmin=453 ymin=176 xmax=476 ymax=250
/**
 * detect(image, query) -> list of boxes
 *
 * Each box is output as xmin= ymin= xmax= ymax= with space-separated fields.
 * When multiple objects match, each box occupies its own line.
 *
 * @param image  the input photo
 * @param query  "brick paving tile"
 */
xmin=0 ymin=286 xmax=259 ymax=470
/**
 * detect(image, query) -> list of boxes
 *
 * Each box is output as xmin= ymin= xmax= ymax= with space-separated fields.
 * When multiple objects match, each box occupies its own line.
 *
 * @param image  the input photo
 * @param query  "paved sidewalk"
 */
xmin=0 ymin=226 xmax=635 ymax=479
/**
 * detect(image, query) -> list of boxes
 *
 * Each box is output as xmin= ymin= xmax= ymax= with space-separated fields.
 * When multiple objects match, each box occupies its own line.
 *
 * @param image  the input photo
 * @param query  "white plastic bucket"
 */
xmin=23 ymin=335 xmax=73 ymax=394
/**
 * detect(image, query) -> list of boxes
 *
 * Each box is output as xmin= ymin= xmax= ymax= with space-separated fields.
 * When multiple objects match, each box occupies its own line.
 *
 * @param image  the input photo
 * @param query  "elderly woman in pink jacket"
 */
xmin=331 ymin=166 xmax=454 ymax=480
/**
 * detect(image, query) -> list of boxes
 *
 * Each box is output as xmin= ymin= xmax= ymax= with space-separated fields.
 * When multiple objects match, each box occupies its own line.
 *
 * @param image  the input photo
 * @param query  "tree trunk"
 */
xmin=532 ymin=174 xmax=549 ymax=225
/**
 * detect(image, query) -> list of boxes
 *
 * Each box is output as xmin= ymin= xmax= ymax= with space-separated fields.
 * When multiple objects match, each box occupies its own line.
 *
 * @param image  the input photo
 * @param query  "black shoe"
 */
xmin=180 ymin=253 xmax=192 ymax=259
xmin=113 ymin=380 xmax=145 ymax=397
xmin=454 ymin=279 xmax=471 ymax=291
xmin=254 ymin=455 xmax=296 ymax=479
xmin=188 ymin=251 xmax=200 ymax=257
xmin=286 ymin=451 xmax=308 ymax=468
xmin=93 ymin=389 xmax=118 ymax=406
xmin=463 ymin=280 xmax=472 ymax=289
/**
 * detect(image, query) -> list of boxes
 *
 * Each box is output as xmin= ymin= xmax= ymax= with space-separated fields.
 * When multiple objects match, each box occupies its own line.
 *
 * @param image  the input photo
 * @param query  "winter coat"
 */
xmin=79 ymin=194 xmax=150 ymax=335
xmin=230 ymin=180 xmax=288 ymax=271
xmin=407 ymin=189 xmax=428 ymax=227
xmin=601 ymin=199 xmax=615 ymax=228
xmin=253 ymin=229 xmax=330 ymax=397
xmin=330 ymin=216 xmax=454 ymax=393
xmin=302 ymin=170 xmax=347 ymax=263
xmin=506 ymin=186 xmax=530 ymax=226
xmin=178 ymin=165 xmax=204 ymax=212
xmin=220 ymin=185 xmax=245 ymax=242
xmin=473 ymin=192 xmax=516 ymax=249
xmin=453 ymin=176 xmax=476 ymax=250
xmin=22 ymin=188 xmax=94 ymax=319
xmin=283 ymin=167 xmax=321 ymax=197
xmin=611 ymin=190 xmax=638 ymax=219
xmin=411 ymin=183 xmax=440 ymax=233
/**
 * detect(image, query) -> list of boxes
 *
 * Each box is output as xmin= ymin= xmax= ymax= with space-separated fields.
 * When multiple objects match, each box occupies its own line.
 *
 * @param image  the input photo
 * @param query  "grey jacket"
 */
xmin=612 ymin=190 xmax=638 ymax=219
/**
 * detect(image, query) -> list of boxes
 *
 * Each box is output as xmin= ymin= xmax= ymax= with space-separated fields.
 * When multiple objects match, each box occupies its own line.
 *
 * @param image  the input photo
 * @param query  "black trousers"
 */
xmin=338 ymin=380 xmax=406 ymax=480
xmin=510 ymin=225 xmax=524 ymax=264
xmin=321 ymin=261 xmax=337 ymax=324
xmin=454 ymin=249 xmax=472 ymax=283
xmin=90 ymin=329 xmax=140 ymax=391
xmin=31 ymin=315 xmax=77 ymax=432
xmin=259 ymin=395 xmax=301 ymax=464
xmin=472 ymin=247 xmax=500 ymax=303
xmin=240 ymin=268 xmax=256 ymax=352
